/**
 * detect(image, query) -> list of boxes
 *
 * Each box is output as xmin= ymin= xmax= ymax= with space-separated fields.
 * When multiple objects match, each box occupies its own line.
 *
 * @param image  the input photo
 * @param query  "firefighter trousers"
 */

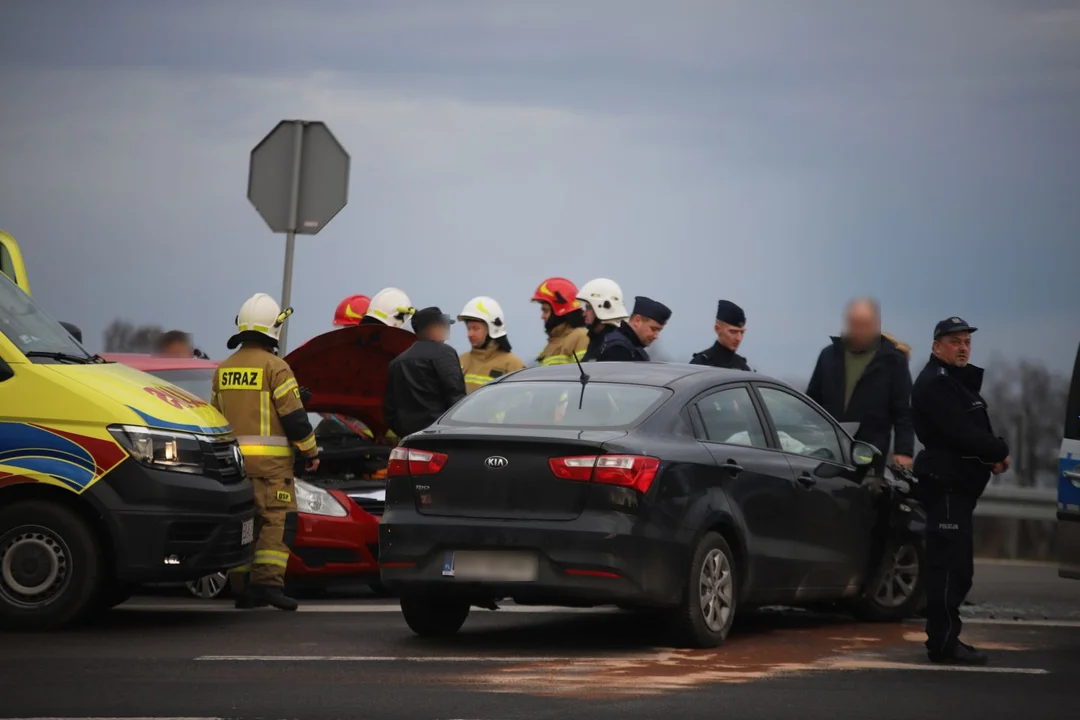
xmin=229 ymin=476 xmax=297 ymax=589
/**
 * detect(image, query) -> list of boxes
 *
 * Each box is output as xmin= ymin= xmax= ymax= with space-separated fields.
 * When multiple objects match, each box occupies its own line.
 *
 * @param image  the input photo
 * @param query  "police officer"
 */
xmin=212 ymin=293 xmax=320 ymax=611
xmin=690 ymin=300 xmax=751 ymax=370
xmin=576 ymin=278 xmax=629 ymax=362
xmin=596 ymin=296 xmax=671 ymax=362
xmin=912 ymin=317 xmax=1010 ymax=665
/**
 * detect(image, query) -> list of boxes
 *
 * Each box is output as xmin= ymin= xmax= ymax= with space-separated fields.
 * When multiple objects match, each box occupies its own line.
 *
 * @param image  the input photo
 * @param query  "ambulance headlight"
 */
xmin=294 ymin=478 xmax=348 ymax=517
xmin=108 ymin=425 xmax=205 ymax=474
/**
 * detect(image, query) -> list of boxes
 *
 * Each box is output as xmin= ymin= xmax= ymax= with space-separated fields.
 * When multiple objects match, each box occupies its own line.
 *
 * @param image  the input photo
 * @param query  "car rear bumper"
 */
xmin=287 ymin=489 xmax=380 ymax=580
xmin=378 ymin=509 xmax=686 ymax=607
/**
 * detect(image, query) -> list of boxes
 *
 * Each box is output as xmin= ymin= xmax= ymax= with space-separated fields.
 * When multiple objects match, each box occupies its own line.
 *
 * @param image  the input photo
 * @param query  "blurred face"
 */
xmin=582 ymin=303 xmax=597 ymax=327
xmin=844 ymin=301 xmax=881 ymax=351
xmin=714 ymin=321 xmax=745 ymax=352
xmin=158 ymin=340 xmax=193 ymax=358
xmin=424 ymin=323 xmax=451 ymax=343
xmin=933 ymin=332 xmax=972 ymax=367
xmin=539 ymin=302 xmax=552 ymax=324
xmin=466 ymin=320 xmax=488 ymax=349
xmin=630 ymin=315 xmax=664 ymax=346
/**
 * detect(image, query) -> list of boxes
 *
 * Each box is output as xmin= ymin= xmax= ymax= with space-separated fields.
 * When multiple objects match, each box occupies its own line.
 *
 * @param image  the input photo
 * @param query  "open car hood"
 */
xmin=284 ymin=325 xmax=416 ymax=439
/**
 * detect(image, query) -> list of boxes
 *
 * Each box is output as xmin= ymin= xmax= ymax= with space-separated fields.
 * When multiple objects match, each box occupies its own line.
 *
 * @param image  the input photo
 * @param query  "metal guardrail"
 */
xmin=975 ymin=486 xmax=1059 ymax=521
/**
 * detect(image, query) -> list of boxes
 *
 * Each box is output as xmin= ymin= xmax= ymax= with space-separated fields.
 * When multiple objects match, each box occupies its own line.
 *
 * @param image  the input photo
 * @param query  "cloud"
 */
xmin=0 ymin=0 xmax=1078 ymax=377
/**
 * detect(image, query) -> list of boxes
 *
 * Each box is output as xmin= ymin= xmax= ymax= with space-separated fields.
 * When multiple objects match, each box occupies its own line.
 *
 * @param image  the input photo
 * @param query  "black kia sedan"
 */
xmin=379 ymin=362 xmax=925 ymax=648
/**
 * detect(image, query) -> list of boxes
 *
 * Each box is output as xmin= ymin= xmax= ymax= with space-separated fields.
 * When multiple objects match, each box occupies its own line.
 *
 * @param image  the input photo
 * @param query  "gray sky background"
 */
xmin=1 ymin=0 xmax=1077 ymax=378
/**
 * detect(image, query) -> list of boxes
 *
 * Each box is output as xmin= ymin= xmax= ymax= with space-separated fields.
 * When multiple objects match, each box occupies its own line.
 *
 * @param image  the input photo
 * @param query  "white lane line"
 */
xmin=825 ymin=659 xmax=1049 ymax=674
xmin=903 ymin=617 xmax=1080 ymax=628
xmin=6 ymin=717 xmax=223 ymax=719
xmin=121 ymin=602 xmax=617 ymax=614
xmin=196 ymin=654 xmax=654 ymax=662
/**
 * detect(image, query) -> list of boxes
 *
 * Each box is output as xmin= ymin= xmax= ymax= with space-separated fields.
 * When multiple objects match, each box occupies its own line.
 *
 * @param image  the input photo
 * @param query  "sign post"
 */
xmin=248 ymin=120 xmax=350 ymax=353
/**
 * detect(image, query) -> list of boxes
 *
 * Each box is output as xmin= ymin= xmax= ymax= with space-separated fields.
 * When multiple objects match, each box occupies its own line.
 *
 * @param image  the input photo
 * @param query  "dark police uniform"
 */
xmin=690 ymin=300 xmax=752 ymax=370
xmin=583 ymin=324 xmax=618 ymax=362
xmin=911 ymin=317 xmax=1009 ymax=665
xmin=596 ymin=296 xmax=671 ymax=363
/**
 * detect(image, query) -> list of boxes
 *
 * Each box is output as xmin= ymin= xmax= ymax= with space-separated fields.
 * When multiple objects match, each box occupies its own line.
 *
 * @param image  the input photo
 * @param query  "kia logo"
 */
xmin=484 ymin=456 xmax=509 ymax=470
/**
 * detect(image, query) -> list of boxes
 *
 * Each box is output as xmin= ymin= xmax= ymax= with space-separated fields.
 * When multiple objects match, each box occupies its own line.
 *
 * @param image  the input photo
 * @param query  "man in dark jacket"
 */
xmin=805 ymin=298 xmax=914 ymax=470
xmin=384 ymin=307 xmax=467 ymax=438
xmin=596 ymin=296 xmax=671 ymax=362
xmin=912 ymin=317 xmax=1009 ymax=666
xmin=690 ymin=300 xmax=751 ymax=370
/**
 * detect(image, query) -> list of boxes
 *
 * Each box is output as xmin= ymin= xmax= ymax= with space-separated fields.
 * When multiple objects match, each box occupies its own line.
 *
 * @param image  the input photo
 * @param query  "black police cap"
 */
xmin=632 ymin=296 xmax=672 ymax=325
xmin=715 ymin=300 xmax=746 ymax=327
xmin=934 ymin=316 xmax=978 ymax=339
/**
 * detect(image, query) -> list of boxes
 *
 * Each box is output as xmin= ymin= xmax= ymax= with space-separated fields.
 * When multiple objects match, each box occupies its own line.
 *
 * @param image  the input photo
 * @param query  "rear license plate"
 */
xmin=240 ymin=518 xmax=255 ymax=546
xmin=442 ymin=551 xmax=539 ymax=582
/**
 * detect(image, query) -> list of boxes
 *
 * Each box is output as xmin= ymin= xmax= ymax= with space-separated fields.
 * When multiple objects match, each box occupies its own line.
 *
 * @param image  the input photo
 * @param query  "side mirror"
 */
xmin=851 ymin=440 xmax=880 ymax=468
xmin=60 ymin=321 xmax=83 ymax=344
xmin=0 ymin=356 xmax=13 ymax=382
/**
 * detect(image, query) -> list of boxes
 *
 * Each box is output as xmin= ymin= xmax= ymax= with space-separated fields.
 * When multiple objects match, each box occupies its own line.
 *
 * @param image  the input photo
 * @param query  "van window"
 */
xmin=0 ymin=243 xmax=12 ymax=284
xmin=1066 ymin=342 xmax=1080 ymax=442
xmin=0 ymin=272 xmax=91 ymax=362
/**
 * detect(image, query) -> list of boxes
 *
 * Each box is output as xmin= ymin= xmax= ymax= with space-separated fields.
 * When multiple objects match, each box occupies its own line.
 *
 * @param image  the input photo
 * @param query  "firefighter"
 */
xmin=457 ymin=296 xmax=526 ymax=393
xmin=576 ymin=278 xmax=629 ymax=362
xmin=531 ymin=277 xmax=589 ymax=366
xmin=333 ymin=294 xmax=371 ymax=327
xmin=362 ymin=287 xmax=415 ymax=328
xmin=212 ymin=293 xmax=320 ymax=611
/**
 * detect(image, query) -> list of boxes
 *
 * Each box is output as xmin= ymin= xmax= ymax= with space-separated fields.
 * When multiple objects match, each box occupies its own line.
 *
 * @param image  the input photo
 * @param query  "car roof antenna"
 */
xmin=572 ymin=350 xmax=590 ymax=410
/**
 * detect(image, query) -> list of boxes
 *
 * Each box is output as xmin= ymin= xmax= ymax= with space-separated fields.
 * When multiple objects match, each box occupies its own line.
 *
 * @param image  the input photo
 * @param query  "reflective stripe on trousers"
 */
xmin=236 ymin=435 xmax=292 ymax=457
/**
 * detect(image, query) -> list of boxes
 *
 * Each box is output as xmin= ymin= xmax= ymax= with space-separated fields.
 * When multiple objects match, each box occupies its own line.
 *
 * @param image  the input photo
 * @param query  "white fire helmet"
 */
xmin=229 ymin=292 xmax=292 ymax=348
xmin=365 ymin=287 xmax=415 ymax=328
xmin=457 ymin=296 xmax=508 ymax=339
xmin=576 ymin=278 xmax=628 ymax=323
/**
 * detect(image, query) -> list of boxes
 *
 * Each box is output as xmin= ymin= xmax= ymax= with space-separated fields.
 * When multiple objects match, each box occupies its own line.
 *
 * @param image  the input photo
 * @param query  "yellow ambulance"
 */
xmin=0 ymin=231 xmax=255 ymax=629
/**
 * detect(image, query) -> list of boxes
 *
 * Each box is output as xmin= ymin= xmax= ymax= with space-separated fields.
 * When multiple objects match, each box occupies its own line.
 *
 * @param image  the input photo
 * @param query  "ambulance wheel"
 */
xmin=399 ymin=595 xmax=470 ymax=637
xmin=0 ymin=500 xmax=105 ymax=630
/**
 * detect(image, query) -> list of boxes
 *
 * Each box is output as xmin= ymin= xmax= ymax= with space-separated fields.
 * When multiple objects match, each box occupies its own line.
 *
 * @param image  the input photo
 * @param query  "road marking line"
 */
xmin=825 ymin=659 xmax=1048 ymax=674
xmin=6 ymin=717 xmax=223 ymax=719
xmin=903 ymin=617 xmax=1080 ymax=628
xmin=196 ymin=654 xmax=655 ymax=662
xmin=121 ymin=603 xmax=617 ymax=614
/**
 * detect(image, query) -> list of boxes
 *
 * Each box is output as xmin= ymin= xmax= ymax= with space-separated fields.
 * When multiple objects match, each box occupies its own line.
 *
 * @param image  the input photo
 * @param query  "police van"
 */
xmin=1058 ymin=341 xmax=1080 ymax=579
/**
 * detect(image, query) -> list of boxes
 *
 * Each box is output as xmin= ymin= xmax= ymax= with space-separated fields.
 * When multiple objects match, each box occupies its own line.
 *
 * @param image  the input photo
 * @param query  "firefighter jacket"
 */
xmin=460 ymin=344 xmax=526 ymax=393
xmin=536 ymin=323 xmax=589 ymax=366
xmin=211 ymin=344 xmax=318 ymax=478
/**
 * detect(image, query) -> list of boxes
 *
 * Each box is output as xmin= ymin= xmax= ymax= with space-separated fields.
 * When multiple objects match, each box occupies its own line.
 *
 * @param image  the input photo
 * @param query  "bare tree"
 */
xmin=982 ymin=357 xmax=1068 ymax=487
xmin=103 ymin=319 xmax=164 ymax=354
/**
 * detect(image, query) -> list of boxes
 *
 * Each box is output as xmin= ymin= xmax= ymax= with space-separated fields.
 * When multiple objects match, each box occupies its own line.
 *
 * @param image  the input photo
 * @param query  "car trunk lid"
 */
xmin=399 ymin=427 xmax=628 ymax=521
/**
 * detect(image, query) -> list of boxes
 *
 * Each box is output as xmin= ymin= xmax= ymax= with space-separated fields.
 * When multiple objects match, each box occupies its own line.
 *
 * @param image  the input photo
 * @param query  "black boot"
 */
xmin=250 ymin=583 xmax=299 ymax=611
xmin=928 ymin=641 xmax=988 ymax=666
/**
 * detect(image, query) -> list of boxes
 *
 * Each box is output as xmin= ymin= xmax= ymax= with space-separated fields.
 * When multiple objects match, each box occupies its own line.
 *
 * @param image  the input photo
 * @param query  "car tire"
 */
xmin=850 ymin=535 xmax=926 ymax=622
xmin=667 ymin=531 xmax=738 ymax=649
xmin=399 ymin=595 xmax=470 ymax=637
xmin=0 ymin=500 xmax=105 ymax=631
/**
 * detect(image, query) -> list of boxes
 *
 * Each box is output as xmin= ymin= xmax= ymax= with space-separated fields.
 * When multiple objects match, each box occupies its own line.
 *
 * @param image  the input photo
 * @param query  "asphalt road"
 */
xmin=1 ymin=561 xmax=1076 ymax=720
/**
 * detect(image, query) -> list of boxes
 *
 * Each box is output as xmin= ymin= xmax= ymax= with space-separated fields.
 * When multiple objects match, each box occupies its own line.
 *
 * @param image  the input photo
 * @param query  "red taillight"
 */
xmin=548 ymin=454 xmax=660 ymax=494
xmin=387 ymin=447 xmax=448 ymax=477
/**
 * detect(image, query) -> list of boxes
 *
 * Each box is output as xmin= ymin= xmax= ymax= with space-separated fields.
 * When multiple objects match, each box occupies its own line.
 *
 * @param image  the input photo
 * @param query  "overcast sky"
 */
xmin=1 ymin=0 xmax=1077 ymax=379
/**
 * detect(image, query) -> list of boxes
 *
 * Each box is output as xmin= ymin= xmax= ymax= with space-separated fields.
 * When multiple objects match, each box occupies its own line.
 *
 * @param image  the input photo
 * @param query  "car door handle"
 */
xmin=719 ymin=460 xmax=743 ymax=476
xmin=796 ymin=472 xmax=817 ymax=488
xmin=1064 ymin=470 xmax=1080 ymax=481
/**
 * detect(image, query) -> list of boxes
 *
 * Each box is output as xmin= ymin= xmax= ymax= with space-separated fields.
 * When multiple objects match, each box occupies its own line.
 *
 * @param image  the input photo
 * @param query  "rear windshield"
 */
xmin=442 ymin=381 xmax=670 ymax=429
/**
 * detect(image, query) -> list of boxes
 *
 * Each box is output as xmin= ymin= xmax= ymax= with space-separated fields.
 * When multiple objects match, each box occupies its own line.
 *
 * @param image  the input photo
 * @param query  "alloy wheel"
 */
xmin=874 ymin=544 xmax=919 ymax=608
xmin=186 ymin=571 xmax=228 ymax=599
xmin=698 ymin=548 xmax=734 ymax=632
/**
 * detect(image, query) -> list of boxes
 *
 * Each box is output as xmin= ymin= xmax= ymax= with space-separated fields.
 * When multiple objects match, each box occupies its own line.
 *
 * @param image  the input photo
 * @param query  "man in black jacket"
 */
xmin=596 ymin=296 xmax=671 ymax=362
xmin=806 ymin=298 xmax=914 ymax=471
xmin=912 ymin=317 xmax=1009 ymax=666
xmin=384 ymin=307 xmax=467 ymax=438
xmin=690 ymin=300 xmax=751 ymax=371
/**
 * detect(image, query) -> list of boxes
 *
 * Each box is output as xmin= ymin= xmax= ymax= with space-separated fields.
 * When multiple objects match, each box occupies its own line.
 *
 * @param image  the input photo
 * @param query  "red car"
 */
xmin=103 ymin=324 xmax=414 ymax=598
